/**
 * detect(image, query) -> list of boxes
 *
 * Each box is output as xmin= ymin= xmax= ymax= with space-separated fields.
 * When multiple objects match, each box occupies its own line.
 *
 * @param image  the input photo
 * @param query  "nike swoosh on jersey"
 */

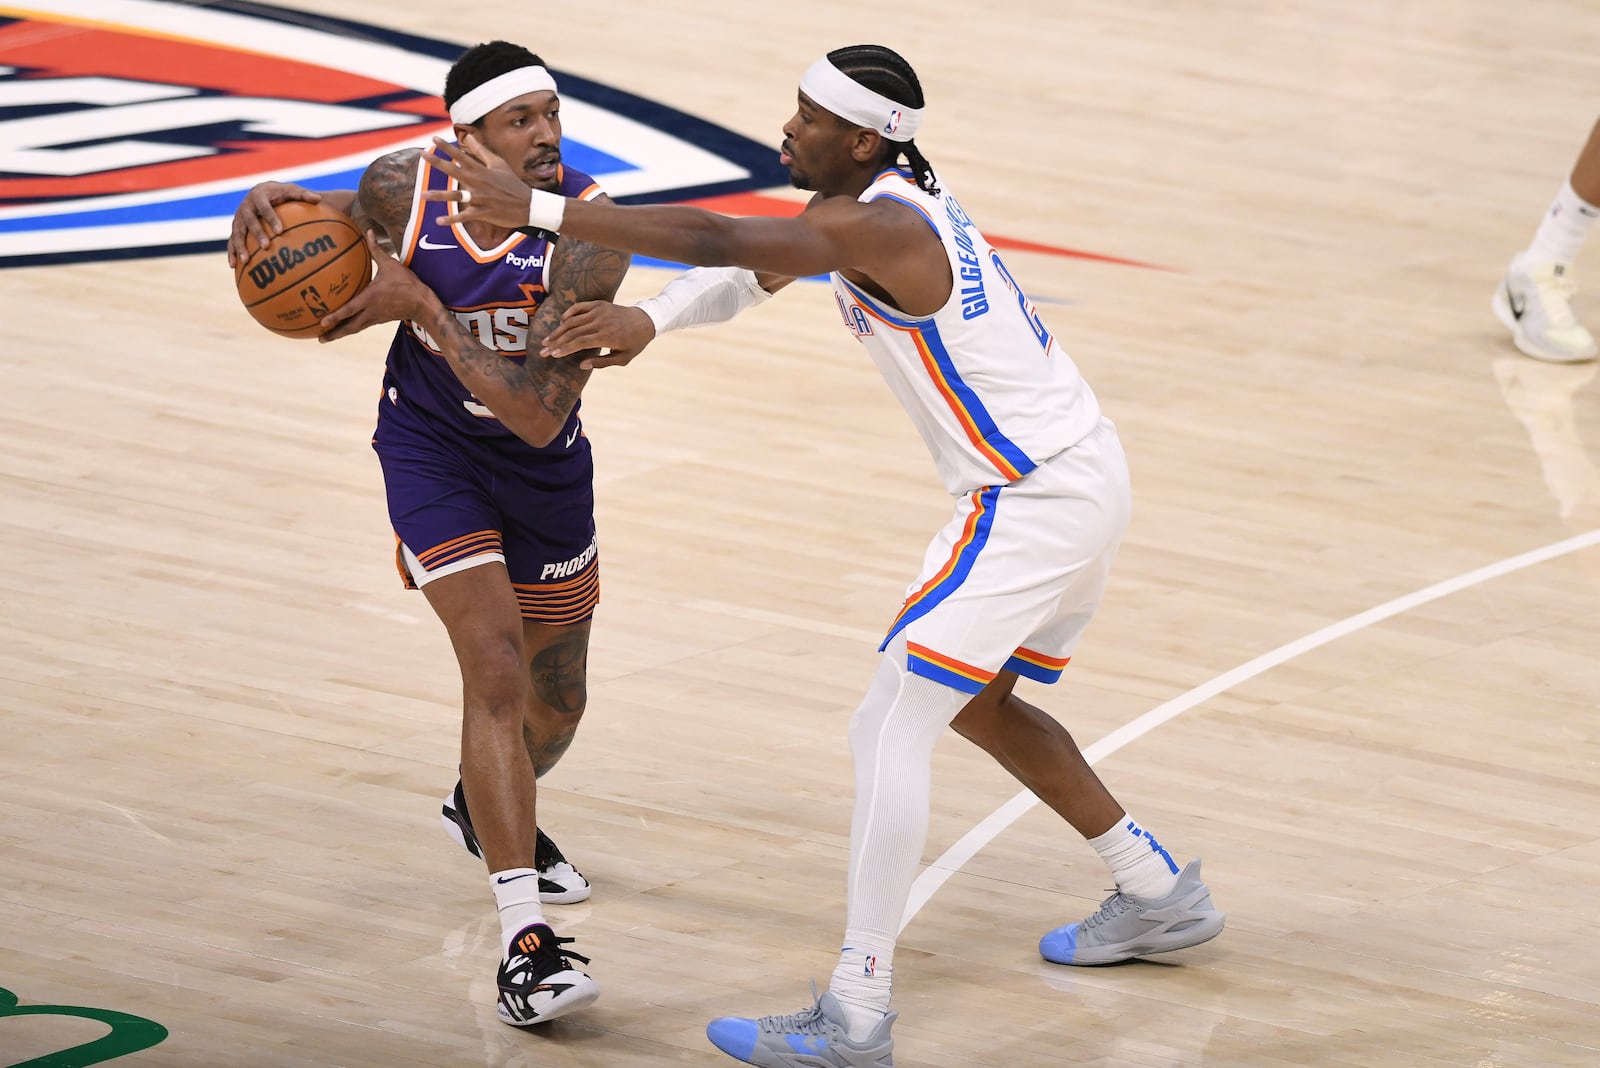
xmin=419 ymin=235 xmax=458 ymax=250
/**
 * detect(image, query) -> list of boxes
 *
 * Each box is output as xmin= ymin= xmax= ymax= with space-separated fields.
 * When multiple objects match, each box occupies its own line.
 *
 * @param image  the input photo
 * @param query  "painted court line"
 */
xmin=900 ymin=527 xmax=1600 ymax=929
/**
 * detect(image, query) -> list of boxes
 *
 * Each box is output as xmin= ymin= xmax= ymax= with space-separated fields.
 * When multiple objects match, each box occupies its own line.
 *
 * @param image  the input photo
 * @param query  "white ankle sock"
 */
xmin=829 ymin=945 xmax=892 ymax=1041
xmin=1526 ymin=179 xmax=1600 ymax=268
xmin=491 ymin=868 xmax=546 ymax=954
xmin=1088 ymin=814 xmax=1182 ymax=900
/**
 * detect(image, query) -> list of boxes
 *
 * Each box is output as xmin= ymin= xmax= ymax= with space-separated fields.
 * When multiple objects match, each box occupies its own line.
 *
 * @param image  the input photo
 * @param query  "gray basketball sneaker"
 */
xmin=706 ymin=985 xmax=896 ymax=1067
xmin=1039 ymin=858 xmax=1225 ymax=966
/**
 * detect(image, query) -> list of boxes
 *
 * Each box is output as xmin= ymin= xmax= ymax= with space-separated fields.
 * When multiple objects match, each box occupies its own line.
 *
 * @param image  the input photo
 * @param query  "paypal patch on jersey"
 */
xmin=0 ymin=0 xmax=787 ymax=267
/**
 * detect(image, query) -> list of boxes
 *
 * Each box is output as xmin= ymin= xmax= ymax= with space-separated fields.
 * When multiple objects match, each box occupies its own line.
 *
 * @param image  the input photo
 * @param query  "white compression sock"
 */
xmin=831 ymin=647 xmax=966 ymax=1040
xmin=1526 ymin=179 xmax=1600 ymax=268
xmin=830 ymin=946 xmax=893 ymax=1038
xmin=491 ymin=868 xmax=547 ymax=954
xmin=1088 ymin=814 xmax=1182 ymax=900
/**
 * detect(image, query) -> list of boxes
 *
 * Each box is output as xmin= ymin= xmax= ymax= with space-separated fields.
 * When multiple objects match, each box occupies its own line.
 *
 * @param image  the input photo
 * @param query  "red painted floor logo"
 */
xmin=0 ymin=0 xmax=788 ymax=267
xmin=0 ymin=1 xmax=1158 ymax=272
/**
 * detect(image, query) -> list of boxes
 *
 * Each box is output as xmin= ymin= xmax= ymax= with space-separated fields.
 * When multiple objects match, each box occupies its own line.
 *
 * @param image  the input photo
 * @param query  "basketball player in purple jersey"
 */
xmin=226 ymin=41 xmax=622 ymax=1026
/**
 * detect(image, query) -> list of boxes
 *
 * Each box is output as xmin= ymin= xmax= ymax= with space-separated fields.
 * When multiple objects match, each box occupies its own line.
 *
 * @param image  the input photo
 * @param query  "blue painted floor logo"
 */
xmin=0 ymin=0 xmax=788 ymax=268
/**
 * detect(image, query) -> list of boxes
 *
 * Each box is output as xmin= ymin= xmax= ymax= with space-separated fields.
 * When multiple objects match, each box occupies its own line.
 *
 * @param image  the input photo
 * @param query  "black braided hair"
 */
xmin=826 ymin=44 xmax=938 ymax=196
xmin=443 ymin=41 xmax=549 ymax=124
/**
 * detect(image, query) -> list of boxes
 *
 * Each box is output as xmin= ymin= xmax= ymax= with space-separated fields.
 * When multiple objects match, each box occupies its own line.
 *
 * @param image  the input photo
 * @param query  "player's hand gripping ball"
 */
xmin=234 ymin=201 xmax=372 ymax=338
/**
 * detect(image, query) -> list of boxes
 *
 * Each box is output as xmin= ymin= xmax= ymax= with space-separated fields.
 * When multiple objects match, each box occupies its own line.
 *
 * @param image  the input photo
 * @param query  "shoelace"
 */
xmin=512 ymin=932 xmax=592 ymax=969
xmin=758 ymin=982 xmax=831 ymax=1034
xmin=1527 ymin=266 xmax=1584 ymax=329
xmin=1080 ymin=890 xmax=1134 ymax=931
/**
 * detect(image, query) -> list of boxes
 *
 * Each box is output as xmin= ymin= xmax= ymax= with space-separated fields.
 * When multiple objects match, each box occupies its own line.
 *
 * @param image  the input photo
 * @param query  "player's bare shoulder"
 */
xmin=352 ymin=148 xmax=424 ymax=250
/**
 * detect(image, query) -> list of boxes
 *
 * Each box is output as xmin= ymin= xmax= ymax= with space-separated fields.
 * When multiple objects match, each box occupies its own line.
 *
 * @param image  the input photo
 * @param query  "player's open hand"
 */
xmin=227 ymin=181 xmax=322 ymax=268
xmin=318 ymin=232 xmax=428 ymax=343
xmin=422 ymin=134 xmax=532 ymax=229
xmin=540 ymin=302 xmax=657 ymax=369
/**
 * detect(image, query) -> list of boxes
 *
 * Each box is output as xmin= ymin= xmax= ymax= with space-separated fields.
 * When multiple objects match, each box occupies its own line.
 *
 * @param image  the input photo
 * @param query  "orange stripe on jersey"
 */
xmin=511 ymin=566 xmax=599 ymax=595
xmin=515 ymin=576 xmax=600 ymax=624
xmin=575 ymin=182 xmax=601 ymax=202
xmin=399 ymin=155 xmax=430 ymax=268
xmin=393 ymin=535 xmax=412 ymax=587
xmin=416 ymin=530 xmax=502 ymax=566
xmin=906 ymin=642 xmax=997 ymax=685
xmin=449 ymin=293 xmax=544 ymax=313
xmin=448 ymin=175 xmax=526 ymax=263
xmin=415 ymin=529 xmax=498 ymax=560
xmin=909 ymin=331 xmax=1026 ymax=481
xmin=1011 ymin=647 xmax=1070 ymax=671
xmin=843 ymin=292 xmax=1026 ymax=482
xmin=515 ymin=573 xmax=598 ymax=600
xmin=887 ymin=488 xmax=988 ymax=632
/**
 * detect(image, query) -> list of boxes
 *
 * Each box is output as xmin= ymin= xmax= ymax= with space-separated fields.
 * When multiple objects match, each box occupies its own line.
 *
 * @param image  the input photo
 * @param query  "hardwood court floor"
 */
xmin=2 ymin=1 xmax=1598 ymax=1065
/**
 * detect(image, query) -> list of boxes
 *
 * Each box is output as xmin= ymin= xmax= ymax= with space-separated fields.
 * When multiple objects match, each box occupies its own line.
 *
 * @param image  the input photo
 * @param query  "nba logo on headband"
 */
xmin=884 ymin=109 xmax=902 ymax=136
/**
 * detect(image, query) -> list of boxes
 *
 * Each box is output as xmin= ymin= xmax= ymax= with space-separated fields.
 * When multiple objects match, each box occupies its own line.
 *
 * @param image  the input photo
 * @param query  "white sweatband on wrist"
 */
xmin=799 ymin=57 xmax=923 ymax=142
xmin=633 ymin=267 xmax=772 ymax=334
xmin=527 ymin=188 xmax=566 ymax=232
xmin=448 ymin=66 xmax=558 ymax=124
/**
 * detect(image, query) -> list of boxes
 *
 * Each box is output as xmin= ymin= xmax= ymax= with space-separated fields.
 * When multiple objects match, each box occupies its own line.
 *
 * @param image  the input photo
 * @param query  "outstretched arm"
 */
xmin=542 ymin=267 xmax=793 ymax=367
xmin=422 ymin=135 xmax=913 ymax=279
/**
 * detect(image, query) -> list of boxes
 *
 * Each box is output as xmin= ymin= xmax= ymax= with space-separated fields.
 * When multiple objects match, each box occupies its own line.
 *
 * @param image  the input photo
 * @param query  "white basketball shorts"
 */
xmin=880 ymin=417 xmax=1132 ymax=693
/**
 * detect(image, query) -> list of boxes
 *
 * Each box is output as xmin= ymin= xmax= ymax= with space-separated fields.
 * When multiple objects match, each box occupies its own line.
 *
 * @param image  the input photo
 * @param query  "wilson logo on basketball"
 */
xmin=0 ymin=0 xmax=787 ymax=269
xmin=245 ymin=236 xmax=339 ymax=291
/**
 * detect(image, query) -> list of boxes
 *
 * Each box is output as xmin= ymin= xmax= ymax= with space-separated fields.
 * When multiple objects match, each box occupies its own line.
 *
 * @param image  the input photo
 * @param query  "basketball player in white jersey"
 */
xmin=422 ymin=43 xmax=1225 ymax=1068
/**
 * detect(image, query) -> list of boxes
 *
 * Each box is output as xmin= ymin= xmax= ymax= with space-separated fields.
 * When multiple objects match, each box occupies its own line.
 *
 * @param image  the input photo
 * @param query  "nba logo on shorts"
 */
xmin=884 ymin=109 xmax=903 ymax=136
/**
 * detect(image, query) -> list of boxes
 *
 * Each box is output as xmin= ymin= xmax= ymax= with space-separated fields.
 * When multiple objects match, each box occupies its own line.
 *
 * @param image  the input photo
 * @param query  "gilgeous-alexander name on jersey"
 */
xmin=830 ymin=168 xmax=1101 ymax=495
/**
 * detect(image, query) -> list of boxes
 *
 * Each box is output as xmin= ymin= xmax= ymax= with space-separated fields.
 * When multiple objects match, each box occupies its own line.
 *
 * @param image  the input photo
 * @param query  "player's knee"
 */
xmin=526 ymin=632 xmax=590 ymax=718
xmin=460 ymin=634 xmax=529 ymax=720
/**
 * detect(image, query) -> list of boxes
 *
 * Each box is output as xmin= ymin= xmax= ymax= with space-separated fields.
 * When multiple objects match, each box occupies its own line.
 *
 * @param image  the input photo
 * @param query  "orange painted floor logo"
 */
xmin=0 ymin=0 xmax=788 ymax=267
xmin=0 ymin=1 xmax=1161 ymax=274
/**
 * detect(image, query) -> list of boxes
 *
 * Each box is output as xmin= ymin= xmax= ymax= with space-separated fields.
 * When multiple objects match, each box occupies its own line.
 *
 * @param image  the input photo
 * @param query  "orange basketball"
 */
xmin=234 ymin=200 xmax=372 ymax=339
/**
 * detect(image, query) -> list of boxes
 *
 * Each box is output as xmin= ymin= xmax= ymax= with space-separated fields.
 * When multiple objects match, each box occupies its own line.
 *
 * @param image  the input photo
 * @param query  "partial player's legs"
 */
xmin=422 ymin=563 xmax=598 ymax=1026
xmin=440 ymin=618 xmax=593 ymax=904
xmin=950 ymin=672 xmax=1121 ymax=838
xmin=707 ymin=647 xmax=958 ymax=1067
xmin=951 ymin=675 xmax=1224 ymax=966
xmin=1494 ymin=116 xmax=1600 ymax=363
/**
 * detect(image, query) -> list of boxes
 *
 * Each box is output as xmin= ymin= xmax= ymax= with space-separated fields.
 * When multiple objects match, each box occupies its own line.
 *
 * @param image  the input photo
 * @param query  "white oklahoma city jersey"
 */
xmin=830 ymin=167 xmax=1102 ymax=496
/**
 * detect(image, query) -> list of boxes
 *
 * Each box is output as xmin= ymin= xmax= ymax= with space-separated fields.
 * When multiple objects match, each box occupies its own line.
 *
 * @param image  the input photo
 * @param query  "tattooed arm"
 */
xmin=349 ymin=148 xmax=420 ymax=255
xmin=225 ymin=148 xmax=412 ymax=267
xmin=516 ymin=200 xmax=631 ymax=433
xmin=407 ymin=201 xmax=628 ymax=448
xmin=321 ymin=168 xmax=627 ymax=448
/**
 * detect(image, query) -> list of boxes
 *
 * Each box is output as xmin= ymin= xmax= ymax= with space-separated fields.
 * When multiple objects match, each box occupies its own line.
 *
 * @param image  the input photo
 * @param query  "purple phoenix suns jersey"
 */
xmin=382 ymin=151 xmax=604 ymax=452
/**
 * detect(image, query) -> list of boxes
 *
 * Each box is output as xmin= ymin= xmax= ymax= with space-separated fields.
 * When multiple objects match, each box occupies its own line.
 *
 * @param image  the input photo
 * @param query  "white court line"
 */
xmin=900 ymin=527 xmax=1600 ymax=930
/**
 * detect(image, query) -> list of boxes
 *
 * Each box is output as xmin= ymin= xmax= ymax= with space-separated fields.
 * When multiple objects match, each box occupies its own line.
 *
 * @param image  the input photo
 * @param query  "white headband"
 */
xmin=448 ymin=65 xmax=559 ymax=124
xmin=798 ymin=57 xmax=923 ymax=143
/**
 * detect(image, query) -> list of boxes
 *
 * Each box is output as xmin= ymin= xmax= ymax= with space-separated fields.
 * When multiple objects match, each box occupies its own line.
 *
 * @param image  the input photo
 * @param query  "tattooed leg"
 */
xmin=520 ymin=619 xmax=590 ymax=778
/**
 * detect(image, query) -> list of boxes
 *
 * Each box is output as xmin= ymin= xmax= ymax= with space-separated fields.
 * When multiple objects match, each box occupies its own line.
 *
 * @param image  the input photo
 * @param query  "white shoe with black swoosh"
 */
xmin=1493 ymin=253 xmax=1598 ymax=363
xmin=441 ymin=780 xmax=592 ymax=903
